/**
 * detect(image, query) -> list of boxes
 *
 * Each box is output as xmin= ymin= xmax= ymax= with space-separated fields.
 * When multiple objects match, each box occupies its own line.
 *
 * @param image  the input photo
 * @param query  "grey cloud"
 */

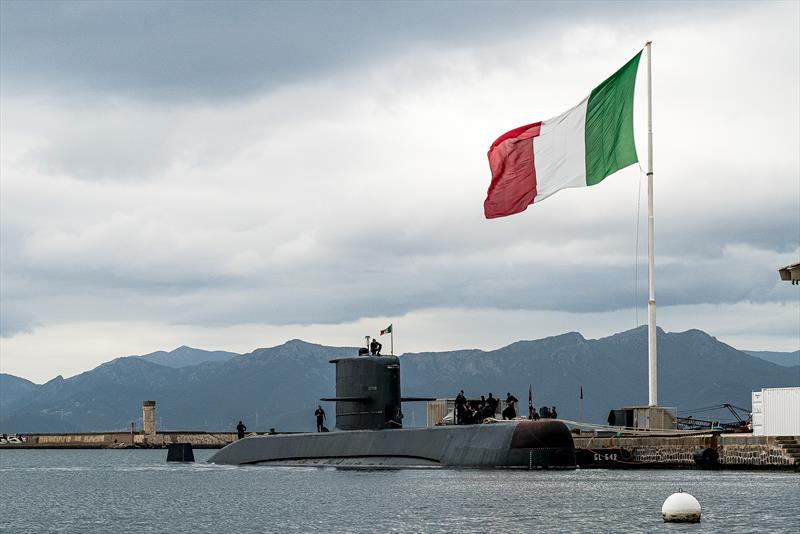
xmin=0 ymin=304 xmax=35 ymax=337
xmin=2 ymin=0 xmax=680 ymax=102
xmin=2 ymin=206 xmax=794 ymax=336
xmin=1 ymin=1 xmax=797 ymax=343
xmin=32 ymin=119 xmax=174 ymax=181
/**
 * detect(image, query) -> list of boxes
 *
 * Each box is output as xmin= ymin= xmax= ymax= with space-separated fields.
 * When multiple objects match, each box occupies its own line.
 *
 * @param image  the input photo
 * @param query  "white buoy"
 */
xmin=662 ymin=491 xmax=701 ymax=523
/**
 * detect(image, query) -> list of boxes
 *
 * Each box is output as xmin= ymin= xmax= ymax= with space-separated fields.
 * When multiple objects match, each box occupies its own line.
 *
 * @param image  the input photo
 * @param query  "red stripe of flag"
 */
xmin=483 ymin=122 xmax=542 ymax=219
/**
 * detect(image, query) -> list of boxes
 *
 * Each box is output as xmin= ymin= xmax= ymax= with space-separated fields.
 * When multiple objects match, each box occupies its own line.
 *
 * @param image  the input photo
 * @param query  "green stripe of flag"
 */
xmin=585 ymin=51 xmax=642 ymax=186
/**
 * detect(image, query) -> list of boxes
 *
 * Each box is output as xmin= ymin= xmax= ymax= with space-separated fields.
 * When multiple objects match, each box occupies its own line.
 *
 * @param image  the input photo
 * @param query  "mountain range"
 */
xmin=135 ymin=346 xmax=240 ymax=368
xmin=743 ymin=350 xmax=799 ymax=368
xmin=1 ymin=326 xmax=798 ymax=433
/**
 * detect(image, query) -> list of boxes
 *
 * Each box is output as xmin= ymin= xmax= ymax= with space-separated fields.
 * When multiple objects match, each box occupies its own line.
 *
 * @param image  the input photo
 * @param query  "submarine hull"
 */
xmin=208 ymin=420 xmax=576 ymax=469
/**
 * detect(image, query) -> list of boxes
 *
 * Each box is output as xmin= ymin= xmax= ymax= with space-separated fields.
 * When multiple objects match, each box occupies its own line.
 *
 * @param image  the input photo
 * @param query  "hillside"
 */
xmin=136 ymin=346 xmax=240 ymax=368
xmin=744 ymin=350 xmax=799 ymax=368
xmin=0 ymin=374 xmax=39 ymax=412
xmin=1 ymin=328 xmax=797 ymax=433
xmin=402 ymin=327 xmax=799 ymax=423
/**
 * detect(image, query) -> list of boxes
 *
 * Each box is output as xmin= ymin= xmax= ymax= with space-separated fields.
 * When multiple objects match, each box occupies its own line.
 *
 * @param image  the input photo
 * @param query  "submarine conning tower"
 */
xmin=321 ymin=355 xmax=403 ymax=431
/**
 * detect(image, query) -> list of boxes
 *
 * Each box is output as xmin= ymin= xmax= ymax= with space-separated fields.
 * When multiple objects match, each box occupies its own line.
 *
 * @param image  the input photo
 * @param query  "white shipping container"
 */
xmin=751 ymin=391 xmax=763 ymax=435
xmin=752 ymin=387 xmax=800 ymax=436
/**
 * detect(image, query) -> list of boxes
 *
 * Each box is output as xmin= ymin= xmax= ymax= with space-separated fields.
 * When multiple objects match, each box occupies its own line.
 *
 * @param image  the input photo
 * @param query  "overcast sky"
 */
xmin=1 ymin=1 xmax=798 ymax=382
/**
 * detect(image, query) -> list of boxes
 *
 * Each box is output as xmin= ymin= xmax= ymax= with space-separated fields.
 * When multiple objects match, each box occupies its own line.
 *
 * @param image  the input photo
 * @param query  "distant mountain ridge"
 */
xmin=135 ymin=346 xmax=240 ymax=368
xmin=0 ymin=374 xmax=39 ymax=413
xmin=744 ymin=350 xmax=799 ymax=368
xmin=1 ymin=328 xmax=797 ymax=433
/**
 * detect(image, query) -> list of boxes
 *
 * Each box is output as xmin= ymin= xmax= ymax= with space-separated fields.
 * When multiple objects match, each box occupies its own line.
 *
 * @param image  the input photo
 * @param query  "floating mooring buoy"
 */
xmin=661 ymin=491 xmax=701 ymax=523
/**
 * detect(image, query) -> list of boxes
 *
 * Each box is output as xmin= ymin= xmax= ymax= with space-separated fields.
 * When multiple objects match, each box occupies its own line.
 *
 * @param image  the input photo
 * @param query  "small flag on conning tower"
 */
xmin=380 ymin=324 xmax=394 ymax=355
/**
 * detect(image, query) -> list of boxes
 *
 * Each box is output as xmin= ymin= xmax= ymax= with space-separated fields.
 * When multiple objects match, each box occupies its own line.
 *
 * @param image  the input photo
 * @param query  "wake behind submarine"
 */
xmin=208 ymin=351 xmax=576 ymax=469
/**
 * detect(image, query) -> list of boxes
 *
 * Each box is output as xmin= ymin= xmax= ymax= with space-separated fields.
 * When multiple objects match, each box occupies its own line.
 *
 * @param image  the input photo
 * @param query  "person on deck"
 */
xmin=540 ymin=406 xmax=551 ymax=419
xmin=314 ymin=405 xmax=326 ymax=432
xmin=487 ymin=393 xmax=499 ymax=417
xmin=607 ymin=410 xmax=617 ymax=426
xmin=236 ymin=420 xmax=247 ymax=440
xmin=370 ymin=338 xmax=382 ymax=355
xmin=464 ymin=404 xmax=477 ymax=425
xmin=502 ymin=392 xmax=518 ymax=420
xmin=529 ymin=406 xmax=540 ymax=420
xmin=550 ymin=406 xmax=558 ymax=419
xmin=454 ymin=390 xmax=467 ymax=425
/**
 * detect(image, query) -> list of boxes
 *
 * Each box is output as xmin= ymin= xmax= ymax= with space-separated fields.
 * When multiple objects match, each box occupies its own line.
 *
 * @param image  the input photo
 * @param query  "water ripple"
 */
xmin=0 ymin=449 xmax=797 ymax=533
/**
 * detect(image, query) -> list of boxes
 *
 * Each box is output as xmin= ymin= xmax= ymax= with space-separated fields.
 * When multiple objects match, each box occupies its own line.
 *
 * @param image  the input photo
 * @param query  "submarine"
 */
xmin=208 ymin=352 xmax=576 ymax=469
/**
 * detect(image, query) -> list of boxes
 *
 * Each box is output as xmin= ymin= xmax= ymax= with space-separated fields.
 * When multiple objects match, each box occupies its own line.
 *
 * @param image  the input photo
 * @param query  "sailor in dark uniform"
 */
xmin=487 ymin=393 xmax=499 ymax=416
xmin=454 ymin=390 xmax=467 ymax=425
xmin=370 ymin=338 xmax=382 ymax=355
xmin=314 ymin=405 xmax=326 ymax=432
xmin=236 ymin=420 xmax=247 ymax=440
xmin=502 ymin=392 xmax=518 ymax=419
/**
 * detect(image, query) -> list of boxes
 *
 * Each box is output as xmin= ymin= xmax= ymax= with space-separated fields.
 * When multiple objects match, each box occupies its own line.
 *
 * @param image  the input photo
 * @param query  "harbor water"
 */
xmin=1 ymin=449 xmax=797 ymax=533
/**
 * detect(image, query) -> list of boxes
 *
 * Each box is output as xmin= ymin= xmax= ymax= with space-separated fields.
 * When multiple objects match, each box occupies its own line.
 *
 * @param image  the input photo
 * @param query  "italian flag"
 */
xmin=484 ymin=51 xmax=642 ymax=219
xmin=380 ymin=324 xmax=393 ymax=335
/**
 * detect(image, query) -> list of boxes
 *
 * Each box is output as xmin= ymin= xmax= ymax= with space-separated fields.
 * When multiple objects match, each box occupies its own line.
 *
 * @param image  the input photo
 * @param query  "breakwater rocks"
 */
xmin=574 ymin=434 xmax=799 ymax=470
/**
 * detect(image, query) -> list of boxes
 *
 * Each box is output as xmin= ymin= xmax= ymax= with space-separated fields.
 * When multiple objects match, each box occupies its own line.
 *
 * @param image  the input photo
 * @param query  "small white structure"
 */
xmin=621 ymin=405 xmax=677 ymax=430
xmin=661 ymin=492 xmax=701 ymax=523
xmin=778 ymin=262 xmax=800 ymax=284
xmin=752 ymin=387 xmax=800 ymax=436
xmin=427 ymin=399 xmax=453 ymax=426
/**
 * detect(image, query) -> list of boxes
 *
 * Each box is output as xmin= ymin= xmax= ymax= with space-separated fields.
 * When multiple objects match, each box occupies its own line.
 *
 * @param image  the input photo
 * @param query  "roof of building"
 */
xmin=778 ymin=262 xmax=800 ymax=282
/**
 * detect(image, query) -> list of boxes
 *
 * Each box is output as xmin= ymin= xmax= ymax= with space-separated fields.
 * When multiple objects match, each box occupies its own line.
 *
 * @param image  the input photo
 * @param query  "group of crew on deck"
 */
xmin=453 ymin=390 xmax=558 ymax=424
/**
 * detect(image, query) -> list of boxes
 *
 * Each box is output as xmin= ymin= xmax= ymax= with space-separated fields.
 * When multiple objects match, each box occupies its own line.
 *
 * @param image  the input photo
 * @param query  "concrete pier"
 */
xmin=1 ymin=431 xmax=241 ymax=449
xmin=3 ymin=428 xmax=799 ymax=470
xmin=573 ymin=433 xmax=799 ymax=470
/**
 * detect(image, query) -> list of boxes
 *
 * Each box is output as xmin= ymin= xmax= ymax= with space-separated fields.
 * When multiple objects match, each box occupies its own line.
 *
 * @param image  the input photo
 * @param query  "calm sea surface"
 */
xmin=1 ymin=449 xmax=797 ymax=533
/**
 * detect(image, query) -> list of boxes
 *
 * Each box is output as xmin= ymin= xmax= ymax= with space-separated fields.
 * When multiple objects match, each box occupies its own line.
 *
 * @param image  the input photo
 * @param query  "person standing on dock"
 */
xmin=315 ymin=405 xmax=326 ymax=432
xmin=454 ymin=390 xmax=467 ymax=425
xmin=236 ymin=420 xmax=247 ymax=440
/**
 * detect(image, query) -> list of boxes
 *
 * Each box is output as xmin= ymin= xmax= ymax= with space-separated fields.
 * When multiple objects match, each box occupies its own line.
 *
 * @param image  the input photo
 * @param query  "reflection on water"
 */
xmin=0 ymin=449 xmax=797 ymax=533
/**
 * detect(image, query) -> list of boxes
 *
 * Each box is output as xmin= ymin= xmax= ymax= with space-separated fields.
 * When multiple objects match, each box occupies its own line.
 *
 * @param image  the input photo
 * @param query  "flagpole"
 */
xmin=391 ymin=328 xmax=394 ymax=356
xmin=646 ymin=41 xmax=658 ymax=407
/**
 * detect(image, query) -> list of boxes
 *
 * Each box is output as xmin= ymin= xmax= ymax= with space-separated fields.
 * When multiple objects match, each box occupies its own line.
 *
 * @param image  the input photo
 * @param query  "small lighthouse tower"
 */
xmin=142 ymin=400 xmax=156 ymax=442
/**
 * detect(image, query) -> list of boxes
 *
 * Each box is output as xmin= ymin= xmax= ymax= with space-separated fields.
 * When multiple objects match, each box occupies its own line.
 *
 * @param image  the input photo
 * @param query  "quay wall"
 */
xmin=5 ymin=430 xmax=799 ymax=469
xmin=2 ymin=431 xmax=239 ymax=449
xmin=573 ymin=433 xmax=798 ymax=468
